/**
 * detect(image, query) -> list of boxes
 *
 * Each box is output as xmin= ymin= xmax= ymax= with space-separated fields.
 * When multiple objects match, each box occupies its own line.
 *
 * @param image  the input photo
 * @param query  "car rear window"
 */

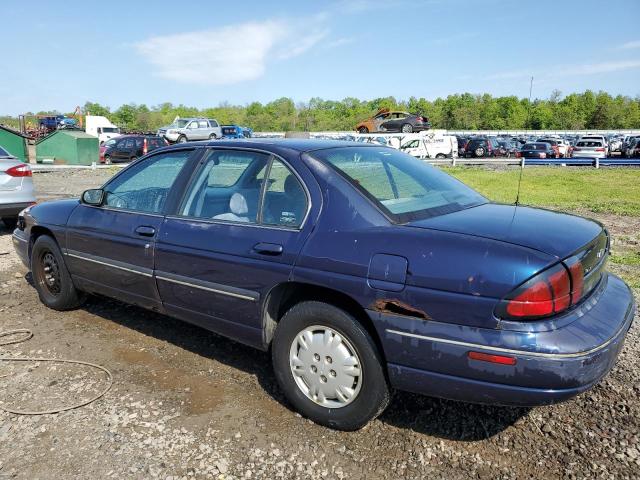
xmin=311 ymin=146 xmax=486 ymax=223
xmin=576 ymin=141 xmax=602 ymax=147
xmin=523 ymin=143 xmax=547 ymax=150
xmin=222 ymin=127 xmax=237 ymax=135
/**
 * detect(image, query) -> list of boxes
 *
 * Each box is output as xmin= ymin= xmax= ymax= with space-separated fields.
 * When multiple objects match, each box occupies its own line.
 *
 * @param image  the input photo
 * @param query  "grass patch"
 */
xmin=610 ymin=251 xmax=640 ymax=266
xmin=441 ymin=166 xmax=640 ymax=216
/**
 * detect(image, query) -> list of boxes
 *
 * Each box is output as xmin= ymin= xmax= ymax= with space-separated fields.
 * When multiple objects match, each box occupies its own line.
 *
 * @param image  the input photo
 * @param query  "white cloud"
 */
xmin=135 ymin=18 xmax=327 ymax=86
xmin=618 ymin=40 xmax=640 ymax=50
xmin=325 ymin=37 xmax=356 ymax=49
xmin=554 ymin=60 xmax=640 ymax=76
xmin=486 ymin=60 xmax=640 ymax=81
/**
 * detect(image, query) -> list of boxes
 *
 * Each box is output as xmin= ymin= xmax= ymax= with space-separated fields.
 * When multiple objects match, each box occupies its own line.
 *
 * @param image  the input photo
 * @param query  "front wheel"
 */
xmin=358 ymin=127 xmax=369 ymax=134
xmin=177 ymin=135 xmax=188 ymax=143
xmin=209 ymin=133 xmax=217 ymax=140
xmin=435 ymin=153 xmax=446 ymax=159
xmin=31 ymin=235 xmax=84 ymax=310
xmin=272 ymin=301 xmax=390 ymax=431
xmin=401 ymin=123 xmax=413 ymax=133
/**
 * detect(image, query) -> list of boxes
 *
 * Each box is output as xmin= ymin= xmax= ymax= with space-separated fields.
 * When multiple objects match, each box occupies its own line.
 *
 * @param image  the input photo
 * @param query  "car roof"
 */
xmin=159 ymin=138 xmax=383 ymax=154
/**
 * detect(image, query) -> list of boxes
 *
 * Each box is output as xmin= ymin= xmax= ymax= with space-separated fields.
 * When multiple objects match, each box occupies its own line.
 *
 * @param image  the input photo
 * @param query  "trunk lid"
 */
xmin=407 ymin=203 xmax=604 ymax=258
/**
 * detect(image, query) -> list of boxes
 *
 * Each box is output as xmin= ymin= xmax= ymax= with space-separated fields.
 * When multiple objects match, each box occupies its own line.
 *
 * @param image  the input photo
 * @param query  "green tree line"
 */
xmin=3 ymin=90 xmax=639 ymax=133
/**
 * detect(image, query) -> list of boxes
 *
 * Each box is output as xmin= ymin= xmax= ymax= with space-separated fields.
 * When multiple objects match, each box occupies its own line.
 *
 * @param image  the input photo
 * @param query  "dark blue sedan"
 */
xmin=12 ymin=139 xmax=635 ymax=430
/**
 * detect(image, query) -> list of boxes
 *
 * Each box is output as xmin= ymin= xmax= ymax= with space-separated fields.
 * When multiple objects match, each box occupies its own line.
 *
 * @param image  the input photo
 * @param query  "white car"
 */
xmin=571 ymin=139 xmax=607 ymax=159
xmin=0 ymin=146 xmax=36 ymax=229
xmin=579 ymin=135 xmax=609 ymax=156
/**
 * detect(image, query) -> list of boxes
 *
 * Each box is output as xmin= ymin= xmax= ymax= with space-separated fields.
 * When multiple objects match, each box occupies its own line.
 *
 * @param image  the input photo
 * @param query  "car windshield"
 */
xmin=170 ymin=120 xmax=189 ymax=128
xmin=0 ymin=146 xmax=10 ymax=156
xmin=311 ymin=147 xmax=486 ymax=223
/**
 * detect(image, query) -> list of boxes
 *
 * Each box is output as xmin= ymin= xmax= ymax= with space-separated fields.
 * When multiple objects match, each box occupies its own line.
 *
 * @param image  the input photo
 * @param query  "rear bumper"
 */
xmin=372 ymin=273 xmax=635 ymax=406
xmin=0 ymin=202 xmax=34 ymax=217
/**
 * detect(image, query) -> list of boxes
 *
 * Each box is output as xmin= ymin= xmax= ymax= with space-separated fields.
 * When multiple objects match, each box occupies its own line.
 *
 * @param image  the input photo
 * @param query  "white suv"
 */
xmin=158 ymin=118 xmax=222 ymax=143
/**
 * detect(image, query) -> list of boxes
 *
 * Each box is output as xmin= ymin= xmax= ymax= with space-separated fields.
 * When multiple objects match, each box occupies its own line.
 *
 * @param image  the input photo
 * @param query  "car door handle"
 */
xmin=253 ymin=242 xmax=283 ymax=255
xmin=135 ymin=226 xmax=156 ymax=237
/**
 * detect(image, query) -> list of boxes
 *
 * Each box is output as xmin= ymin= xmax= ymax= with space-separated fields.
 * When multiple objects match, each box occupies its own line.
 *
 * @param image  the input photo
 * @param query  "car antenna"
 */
xmin=515 ymin=76 xmax=534 ymax=206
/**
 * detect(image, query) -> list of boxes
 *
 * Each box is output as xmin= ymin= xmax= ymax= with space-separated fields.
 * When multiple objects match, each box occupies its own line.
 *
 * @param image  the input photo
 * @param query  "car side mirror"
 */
xmin=81 ymin=188 xmax=105 ymax=206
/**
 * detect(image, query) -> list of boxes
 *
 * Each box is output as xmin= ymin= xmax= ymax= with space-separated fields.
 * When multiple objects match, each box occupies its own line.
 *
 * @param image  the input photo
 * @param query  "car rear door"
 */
xmin=154 ymin=148 xmax=315 ymax=348
xmin=64 ymin=148 xmax=196 ymax=310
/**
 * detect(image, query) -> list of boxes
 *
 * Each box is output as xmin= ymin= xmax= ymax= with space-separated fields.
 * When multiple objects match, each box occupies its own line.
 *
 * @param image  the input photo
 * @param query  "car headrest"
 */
xmin=284 ymin=175 xmax=302 ymax=198
xmin=229 ymin=192 xmax=248 ymax=215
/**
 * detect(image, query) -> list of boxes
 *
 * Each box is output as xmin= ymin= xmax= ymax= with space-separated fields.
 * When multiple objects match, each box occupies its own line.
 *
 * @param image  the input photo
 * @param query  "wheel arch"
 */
xmin=261 ymin=281 xmax=386 ymax=361
xmin=28 ymin=225 xmax=57 ymax=264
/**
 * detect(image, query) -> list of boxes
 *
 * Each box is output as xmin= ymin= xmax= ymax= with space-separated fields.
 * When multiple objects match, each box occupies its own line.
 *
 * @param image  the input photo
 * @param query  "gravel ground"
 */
xmin=0 ymin=170 xmax=638 ymax=479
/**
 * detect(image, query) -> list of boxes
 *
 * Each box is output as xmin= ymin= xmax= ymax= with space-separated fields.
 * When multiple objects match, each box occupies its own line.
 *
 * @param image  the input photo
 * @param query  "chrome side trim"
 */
xmin=64 ymin=249 xmax=153 ymax=278
xmin=385 ymin=326 xmax=627 ymax=360
xmin=155 ymin=271 xmax=258 ymax=302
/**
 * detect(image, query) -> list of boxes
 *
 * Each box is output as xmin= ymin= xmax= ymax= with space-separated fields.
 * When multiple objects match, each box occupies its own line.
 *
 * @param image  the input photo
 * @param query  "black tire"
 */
xmin=177 ymin=135 xmax=188 ymax=143
xmin=272 ymin=301 xmax=390 ymax=431
xmin=209 ymin=133 xmax=217 ymax=140
xmin=401 ymin=123 xmax=413 ymax=133
xmin=358 ymin=127 xmax=369 ymax=134
xmin=2 ymin=217 xmax=18 ymax=230
xmin=104 ymin=155 xmax=112 ymax=165
xmin=435 ymin=153 xmax=446 ymax=159
xmin=31 ymin=235 xmax=84 ymax=311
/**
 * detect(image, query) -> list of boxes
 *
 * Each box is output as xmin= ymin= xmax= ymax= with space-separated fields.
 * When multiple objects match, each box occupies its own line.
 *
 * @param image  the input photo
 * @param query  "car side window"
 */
xmin=209 ymin=120 xmax=219 ymax=127
xmin=261 ymin=159 xmax=307 ymax=228
xmin=103 ymin=150 xmax=192 ymax=214
xmin=124 ymin=138 xmax=135 ymax=149
xmin=180 ymin=150 xmax=270 ymax=222
xmin=198 ymin=120 xmax=208 ymax=128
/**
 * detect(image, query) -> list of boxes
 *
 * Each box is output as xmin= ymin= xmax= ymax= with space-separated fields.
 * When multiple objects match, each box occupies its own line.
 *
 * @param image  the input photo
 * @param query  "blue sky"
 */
xmin=2 ymin=0 xmax=639 ymax=115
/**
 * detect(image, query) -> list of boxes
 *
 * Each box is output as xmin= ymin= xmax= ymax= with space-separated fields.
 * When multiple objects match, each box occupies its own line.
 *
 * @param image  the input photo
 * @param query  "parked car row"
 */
xmin=451 ymin=133 xmax=640 ymax=159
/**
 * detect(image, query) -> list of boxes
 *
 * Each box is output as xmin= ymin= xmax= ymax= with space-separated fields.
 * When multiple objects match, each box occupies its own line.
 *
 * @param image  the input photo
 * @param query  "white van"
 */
xmin=400 ymin=131 xmax=458 ymax=159
xmin=85 ymin=115 xmax=121 ymax=145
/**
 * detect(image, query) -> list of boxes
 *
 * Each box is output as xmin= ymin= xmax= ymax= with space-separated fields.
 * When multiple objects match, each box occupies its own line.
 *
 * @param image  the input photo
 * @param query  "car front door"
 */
xmin=154 ymin=148 xmax=314 ymax=347
xmin=65 ymin=148 xmax=196 ymax=310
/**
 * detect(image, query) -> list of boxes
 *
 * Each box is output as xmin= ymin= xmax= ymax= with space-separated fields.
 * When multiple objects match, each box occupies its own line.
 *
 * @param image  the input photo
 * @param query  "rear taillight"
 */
xmin=143 ymin=138 xmax=148 ymax=155
xmin=595 ymin=148 xmax=605 ymax=152
xmin=515 ymin=151 xmax=521 ymax=158
xmin=5 ymin=164 xmax=32 ymax=177
xmin=564 ymin=256 xmax=584 ymax=303
xmin=496 ymin=264 xmax=572 ymax=320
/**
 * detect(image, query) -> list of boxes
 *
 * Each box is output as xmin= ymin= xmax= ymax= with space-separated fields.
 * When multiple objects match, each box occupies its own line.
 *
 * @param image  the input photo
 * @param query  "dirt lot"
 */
xmin=0 ymin=169 xmax=638 ymax=479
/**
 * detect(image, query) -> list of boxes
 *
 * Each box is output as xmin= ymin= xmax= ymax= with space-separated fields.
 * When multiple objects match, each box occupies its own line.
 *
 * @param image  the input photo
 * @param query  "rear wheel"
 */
xmin=272 ymin=301 xmax=390 ymax=431
xmin=209 ymin=133 xmax=217 ymax=140
xmin=130 ymin=156 xmax=138 ymax=163
xmin=104 ymin=155 xmax=112 ymax=165
xmin=435 ymin=153 xmax=446 ymax=159
xmin=358 ymin=127 xmax=369 ymax=134
xmin=31 ymin=235 xmax=84 ymax=311
xmin=401 ymin=123 xmax=413 ymax=133
xmin=474 ymin=147 xmax=485 ymax=157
